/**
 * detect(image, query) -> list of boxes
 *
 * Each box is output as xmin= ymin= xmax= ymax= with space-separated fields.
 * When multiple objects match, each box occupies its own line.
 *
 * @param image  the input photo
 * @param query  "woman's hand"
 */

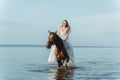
xmin=56 ymin=27 xmax=60 ymax=35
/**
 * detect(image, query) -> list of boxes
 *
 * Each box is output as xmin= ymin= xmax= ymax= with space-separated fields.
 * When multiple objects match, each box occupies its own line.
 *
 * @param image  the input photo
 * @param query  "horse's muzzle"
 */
xmin=46 ymin=44 xmax=51 ymax=49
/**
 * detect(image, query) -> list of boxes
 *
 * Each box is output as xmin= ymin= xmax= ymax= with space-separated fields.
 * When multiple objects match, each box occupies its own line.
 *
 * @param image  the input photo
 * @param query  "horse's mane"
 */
xmin=54 ymin=33 xmax=63 ymax=43
xmin=53 ymin=33 xmax=64 ymax=51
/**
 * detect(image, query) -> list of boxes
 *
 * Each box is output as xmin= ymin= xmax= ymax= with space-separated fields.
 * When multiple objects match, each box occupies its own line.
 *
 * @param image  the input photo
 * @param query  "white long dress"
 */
xmin=48 ymin=29 xmax=75 ymax=67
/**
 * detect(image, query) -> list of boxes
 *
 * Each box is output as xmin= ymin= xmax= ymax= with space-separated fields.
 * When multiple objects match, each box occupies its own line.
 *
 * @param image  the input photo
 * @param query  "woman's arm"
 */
xmin=64 ymin=32 xmax=69 ymax=41
xmin=56 ymin=27 xmax=61 ymax=35
xmin=63 ymin=27 xmax=70 ymax=41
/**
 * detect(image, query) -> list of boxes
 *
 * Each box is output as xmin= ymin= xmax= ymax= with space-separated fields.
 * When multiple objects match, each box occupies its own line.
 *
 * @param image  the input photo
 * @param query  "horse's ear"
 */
xmin=48 ymin=30 xmax=51 ymax=34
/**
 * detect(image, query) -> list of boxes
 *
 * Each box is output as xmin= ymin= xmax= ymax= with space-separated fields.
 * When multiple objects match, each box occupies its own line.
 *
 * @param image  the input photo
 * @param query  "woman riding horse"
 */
xmin=46 ymin=31 xmax=69 ymax=67
xmin=46 ymin=20 xmax=75 ymax=67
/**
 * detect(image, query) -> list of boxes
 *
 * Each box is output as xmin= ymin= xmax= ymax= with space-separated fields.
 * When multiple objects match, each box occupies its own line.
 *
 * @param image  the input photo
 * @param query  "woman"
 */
xmin=48 ymin=20 xmax=75 ymax=67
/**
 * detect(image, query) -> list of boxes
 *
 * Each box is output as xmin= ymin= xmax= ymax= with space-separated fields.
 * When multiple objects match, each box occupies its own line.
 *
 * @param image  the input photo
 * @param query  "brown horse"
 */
xmin=46 ymin=31 xmax=69 ymax=67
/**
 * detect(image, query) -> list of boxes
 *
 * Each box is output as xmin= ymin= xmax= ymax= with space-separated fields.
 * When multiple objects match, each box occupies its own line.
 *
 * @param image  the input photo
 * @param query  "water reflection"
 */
xmin=48 ymin=66 xmax=75 ymax=80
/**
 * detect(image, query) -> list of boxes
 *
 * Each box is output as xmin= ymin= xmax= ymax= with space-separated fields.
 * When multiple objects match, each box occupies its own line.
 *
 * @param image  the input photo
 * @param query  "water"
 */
xmin=0 ymin=46 xmax=120 ymax=80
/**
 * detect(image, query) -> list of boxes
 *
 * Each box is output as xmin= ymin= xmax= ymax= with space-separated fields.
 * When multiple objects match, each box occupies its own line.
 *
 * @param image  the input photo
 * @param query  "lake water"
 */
xmin=0 ymin=46 xmax=120 ymax=80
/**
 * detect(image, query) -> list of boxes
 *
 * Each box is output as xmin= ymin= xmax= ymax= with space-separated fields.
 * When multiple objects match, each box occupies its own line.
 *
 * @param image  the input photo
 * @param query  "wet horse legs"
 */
xmin=57 ymin=60 xmax=63 ymax=67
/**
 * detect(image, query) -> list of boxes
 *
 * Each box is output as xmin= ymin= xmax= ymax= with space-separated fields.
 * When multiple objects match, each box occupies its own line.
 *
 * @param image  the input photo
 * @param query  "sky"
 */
xmin=0 ymin=0 xmax=120 ymax=46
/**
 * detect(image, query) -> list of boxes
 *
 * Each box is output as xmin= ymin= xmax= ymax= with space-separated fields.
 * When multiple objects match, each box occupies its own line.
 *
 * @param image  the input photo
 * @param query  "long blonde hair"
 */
xmin=61 ymin=20 xmax=71 ymax=33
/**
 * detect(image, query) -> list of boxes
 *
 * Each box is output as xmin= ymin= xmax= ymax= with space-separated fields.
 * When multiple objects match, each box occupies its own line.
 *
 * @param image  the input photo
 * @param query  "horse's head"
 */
xmin=46 ymin=31 xmax=57 ymax=49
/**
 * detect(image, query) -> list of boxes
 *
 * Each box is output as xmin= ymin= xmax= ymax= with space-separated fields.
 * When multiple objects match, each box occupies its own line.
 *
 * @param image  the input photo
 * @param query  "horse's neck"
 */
xmin=54 ymin=41 xmax=63 ymax=50
xmin=55 ymin=42 xmax=61 ymax=47
xmin=54 ymin=34 xmax=63 ymax=49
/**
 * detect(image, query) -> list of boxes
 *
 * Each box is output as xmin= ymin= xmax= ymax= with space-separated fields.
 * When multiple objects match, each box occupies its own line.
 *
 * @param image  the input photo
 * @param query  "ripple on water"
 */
xmin=21 ymin=60 xmax=120 ymax=80
xmin=48 ymin=66 xmax=78 ymax=80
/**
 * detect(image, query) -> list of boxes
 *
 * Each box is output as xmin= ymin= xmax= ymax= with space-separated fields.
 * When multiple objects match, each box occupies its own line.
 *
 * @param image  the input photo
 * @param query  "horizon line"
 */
xmin=0 ymin=44 xmax=120 ymax=48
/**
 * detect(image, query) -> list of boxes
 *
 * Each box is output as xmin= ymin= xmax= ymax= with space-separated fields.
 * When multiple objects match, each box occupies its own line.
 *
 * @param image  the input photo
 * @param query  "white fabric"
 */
xmin=48 ymin=29 xmax=75 ymax=67
xmin=48 ymin=45 xmax=56 ymax=63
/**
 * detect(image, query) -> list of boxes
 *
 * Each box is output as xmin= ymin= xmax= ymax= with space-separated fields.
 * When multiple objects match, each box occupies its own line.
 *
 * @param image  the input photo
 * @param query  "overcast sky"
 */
xmin=0 ymin=0 xmax=120 ymax=46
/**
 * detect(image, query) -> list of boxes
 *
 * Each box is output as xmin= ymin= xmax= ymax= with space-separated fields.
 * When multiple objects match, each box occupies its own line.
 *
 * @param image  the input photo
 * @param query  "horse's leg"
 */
xmin=65 ymin=60 xmax=68 ymax=69
xmin=60 ymin=59 xmax=63 ymax=66
xmin=57 ymin=60 xmax=61 ymax=67
xmin=62 ymin=58 xmax=68 ymax=68
xmin=57 ymin=60 xmax=63 ymax=67
xmin=62 ymin=59 xmax=64 ymax=65
xmin=63 ymin=51 xmax=69 ymax=68
xmin=56 ymin=48 xmax=62 ymax=67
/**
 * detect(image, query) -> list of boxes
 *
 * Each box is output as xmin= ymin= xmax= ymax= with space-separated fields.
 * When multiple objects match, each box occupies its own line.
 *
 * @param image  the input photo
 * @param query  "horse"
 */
xmin=46 ymin=31 xmax=69 ymax=67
